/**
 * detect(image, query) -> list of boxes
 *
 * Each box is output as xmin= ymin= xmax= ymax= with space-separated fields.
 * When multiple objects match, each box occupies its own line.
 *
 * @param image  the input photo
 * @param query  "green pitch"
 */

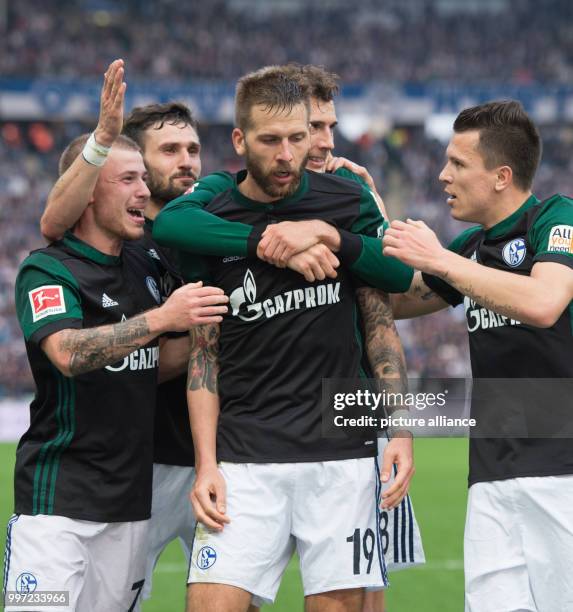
xmin=0 ymin=439 xmax=468 ymax=611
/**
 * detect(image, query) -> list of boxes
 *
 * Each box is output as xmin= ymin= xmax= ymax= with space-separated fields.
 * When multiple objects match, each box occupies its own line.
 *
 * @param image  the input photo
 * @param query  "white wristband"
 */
xmin=81 ymin=132 xmax=111 ymax=167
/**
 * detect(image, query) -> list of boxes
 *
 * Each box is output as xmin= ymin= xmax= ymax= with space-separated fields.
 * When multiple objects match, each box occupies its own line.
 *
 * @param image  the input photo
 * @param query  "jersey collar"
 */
xmin=484 ymin=194 xmax=540 ymax=239
xmin=63 ymin=232 xmax=122 ymax=266
xmin=232 ymin=169 xmax=309 ymax=211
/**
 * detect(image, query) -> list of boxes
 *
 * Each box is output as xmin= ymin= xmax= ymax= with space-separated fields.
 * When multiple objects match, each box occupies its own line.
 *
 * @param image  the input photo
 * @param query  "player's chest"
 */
xmin=66 ymin=260 xmax=162 ymax=326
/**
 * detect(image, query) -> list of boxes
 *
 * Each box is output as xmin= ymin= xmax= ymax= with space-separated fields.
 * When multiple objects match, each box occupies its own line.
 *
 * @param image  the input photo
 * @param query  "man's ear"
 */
xmin=494 ymin=165 xmax=513 ymax=192
xmin=232 ymin=128 xmax=246 ymax=156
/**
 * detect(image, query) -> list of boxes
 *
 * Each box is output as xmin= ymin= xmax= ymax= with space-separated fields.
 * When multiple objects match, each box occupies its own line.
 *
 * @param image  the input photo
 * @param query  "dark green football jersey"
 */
xmin=423 ymin=195 xmax=573 ymax=485
xmin=14 ymin=233 xmax=164 ymax=521
xmin=160 ymin=170 xmax=395 ymax=463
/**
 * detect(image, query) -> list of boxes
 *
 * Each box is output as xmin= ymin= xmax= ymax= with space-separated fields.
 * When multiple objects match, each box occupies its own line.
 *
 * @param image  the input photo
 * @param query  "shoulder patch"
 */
xmin=29 ymin=285 xmax=66 ymax=322
xmin=547 ymin=224 xmax=573 ymax=253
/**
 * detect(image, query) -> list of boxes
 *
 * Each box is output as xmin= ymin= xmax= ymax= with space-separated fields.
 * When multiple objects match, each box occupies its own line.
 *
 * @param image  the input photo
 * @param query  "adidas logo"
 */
xmin=102 ymin=293 xmax=119 ymax=308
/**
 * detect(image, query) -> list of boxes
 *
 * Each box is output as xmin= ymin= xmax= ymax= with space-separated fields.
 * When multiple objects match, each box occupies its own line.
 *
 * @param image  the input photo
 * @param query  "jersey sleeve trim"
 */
xmin=533 ymin=252 xmax=573 ymax=269
xmin=421 ymin=272 xmax=462 ymax=306
xmin=28 ymin=318 xmax=83 ymax=347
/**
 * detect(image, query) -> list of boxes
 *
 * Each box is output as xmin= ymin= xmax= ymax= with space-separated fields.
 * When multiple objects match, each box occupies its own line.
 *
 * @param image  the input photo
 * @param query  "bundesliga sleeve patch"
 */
xmin=547 ymin=225 xmax=573 ymax=254
xmin=29 ymin=285 xmax=66 ymax=322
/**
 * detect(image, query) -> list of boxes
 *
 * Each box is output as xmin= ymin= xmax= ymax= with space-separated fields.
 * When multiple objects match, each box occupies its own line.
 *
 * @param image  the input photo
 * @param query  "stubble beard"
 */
xmin=245 ymin=150 xmax=308 ymax=200
xmin=146 ymin=166 xmax=196 ymax=206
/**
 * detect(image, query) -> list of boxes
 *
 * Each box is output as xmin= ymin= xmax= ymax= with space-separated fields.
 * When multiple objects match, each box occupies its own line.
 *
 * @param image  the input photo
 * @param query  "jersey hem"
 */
xmin=152 ymin=456 xmax=195 ymax=467
xmin=217 ymin=448 xmax=377 ymax=463
xmin=13 ymin=507 xmax=151 ymax=523
xmin=468 ymin=466 xmax=573 ymax=487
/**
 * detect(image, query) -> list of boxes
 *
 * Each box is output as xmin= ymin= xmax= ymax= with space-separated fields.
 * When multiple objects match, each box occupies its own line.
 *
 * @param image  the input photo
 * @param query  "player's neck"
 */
xmin=73 ymin=221 xmax=123 ymax=257
xmin=481 ymin=189 xmax=533 ymax=230
xmin=238 ymin=174 xmax=280 ymax=204
xmin=145 ymin=199 xmax=162 ymax=221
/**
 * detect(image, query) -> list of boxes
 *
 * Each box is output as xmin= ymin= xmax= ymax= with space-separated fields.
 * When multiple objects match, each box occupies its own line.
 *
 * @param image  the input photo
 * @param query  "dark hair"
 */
xmin=58 ymin=133 xmax=140 ymax=176
xmin=453 ymin=100 xmax=541 ymax=191
xmin=283 ymin=63 xmax=340 ymax=103
xmin=123 ymin=102 xmax=198 ymax=149
xmin=235 ymin=65 xmax=310 ymax=131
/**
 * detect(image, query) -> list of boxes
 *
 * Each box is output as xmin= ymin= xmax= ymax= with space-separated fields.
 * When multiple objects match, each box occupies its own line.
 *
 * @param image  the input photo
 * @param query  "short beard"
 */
xmin=146 ymin=167 xmax=195 ymax=206
xmin=245 ymin=149 xmax=307 ymax=200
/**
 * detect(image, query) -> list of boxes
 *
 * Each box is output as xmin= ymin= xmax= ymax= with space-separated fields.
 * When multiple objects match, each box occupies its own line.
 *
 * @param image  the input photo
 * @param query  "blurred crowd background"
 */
xmin=2 ymin=0 xmax=573 ymax=396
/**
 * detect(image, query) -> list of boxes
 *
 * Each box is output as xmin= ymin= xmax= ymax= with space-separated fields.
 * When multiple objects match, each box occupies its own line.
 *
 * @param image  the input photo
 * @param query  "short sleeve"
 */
xmin=350 ymin=186 xmax=386 ymax=238
xmin=15 ymin=252 xmax=83 ymax=345
xmin=529 ymin=195 xmax=573 ymax=270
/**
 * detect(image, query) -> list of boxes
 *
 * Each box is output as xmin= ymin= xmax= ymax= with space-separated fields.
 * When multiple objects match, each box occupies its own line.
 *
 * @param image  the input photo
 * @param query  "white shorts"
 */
xmin=3 ymin=514 xmax=148 ymax=612
xmin=378 ymin=435 xmax=425 ymax=572
xmin=188 ymin=458 xmax=387 ymax=605
xmin=465 ymin=475 xmax=573 ymax=612
xmin=142 ymin=463 xmax=196 ymax=600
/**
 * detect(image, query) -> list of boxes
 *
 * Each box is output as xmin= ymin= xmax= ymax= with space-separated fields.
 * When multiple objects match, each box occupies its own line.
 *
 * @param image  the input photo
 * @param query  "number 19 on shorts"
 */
xmin=346 ymin=528 xmax=376 ymax=574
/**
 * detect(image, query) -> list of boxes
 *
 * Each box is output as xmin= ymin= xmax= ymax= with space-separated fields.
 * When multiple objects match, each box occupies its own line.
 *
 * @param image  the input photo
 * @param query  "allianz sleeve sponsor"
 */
xmin=105 ymin=346 xmax=159 ymax=372
xmin=547 ymin=225 xmax=573 ymax=254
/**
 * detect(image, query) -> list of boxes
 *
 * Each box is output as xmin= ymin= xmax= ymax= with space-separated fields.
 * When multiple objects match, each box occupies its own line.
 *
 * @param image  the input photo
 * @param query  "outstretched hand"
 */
xmin=383 ymin=219 xmax=447 ymax=274
xmin=94 ymin=58 xmax=126 ymax=148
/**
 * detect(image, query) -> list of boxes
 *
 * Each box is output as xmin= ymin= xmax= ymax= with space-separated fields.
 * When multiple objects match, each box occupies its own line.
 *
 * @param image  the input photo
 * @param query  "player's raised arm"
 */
xmin=41 ymin=59 xmax=126 ymax=242
xmin=187 ymin=323 xmax=229 ymax=531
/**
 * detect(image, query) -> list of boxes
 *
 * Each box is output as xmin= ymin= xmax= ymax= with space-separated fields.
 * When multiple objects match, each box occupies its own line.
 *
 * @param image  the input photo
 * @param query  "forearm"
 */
xmin=357 ymin=288 xmax=407 ymax=400
xmin=49 ymin=310 xmax=166 ymax=377
xmin=435 ymin=251 xmax=555 ymax=325
xmin=154 ymin=200 xmax=255 ymax=256
xmin=187 ymin=324 xmax=220 ymax=470
xmin=188 ymin=389 xmax=220 ymax=470
xmin=390 ymin=272 xmax=448 ymax=319
xmin=41 ymin=155 xmax=101 ymax=241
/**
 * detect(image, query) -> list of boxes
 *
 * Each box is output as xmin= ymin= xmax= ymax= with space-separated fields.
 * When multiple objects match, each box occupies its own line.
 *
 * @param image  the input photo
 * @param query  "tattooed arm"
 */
xmin=42 ymin=313 xmax=157 ymax=377
xmin=384 ymin=218 xmax=573 ymax=326
xmin=357 ymin=287 xmax=407 ymax=389
xmin=390 ymin=272 xmax=449 ymax=319
xmin=357 ymin=287 xmax=415 ymax=509
xmin=187 ymin=323 xmax=229 ymax=531
xmin=41 ymin=281 xmax=229 ymax=377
